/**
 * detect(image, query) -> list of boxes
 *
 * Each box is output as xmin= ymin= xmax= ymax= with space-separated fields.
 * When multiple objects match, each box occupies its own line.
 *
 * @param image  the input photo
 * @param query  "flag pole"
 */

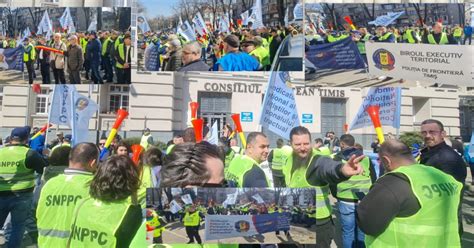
xmin=44 ymin=85 xmax=55 ymax=152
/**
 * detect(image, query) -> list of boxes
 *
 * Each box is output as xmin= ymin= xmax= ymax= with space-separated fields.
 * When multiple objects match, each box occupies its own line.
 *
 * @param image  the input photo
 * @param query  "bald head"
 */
xmin=378 ymin=139 xmax=415 ymax=172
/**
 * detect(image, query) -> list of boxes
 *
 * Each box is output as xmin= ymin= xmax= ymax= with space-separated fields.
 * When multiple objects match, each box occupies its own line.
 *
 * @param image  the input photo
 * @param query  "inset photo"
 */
xmin=1 ymin=0 xmax=130 ymax=7
xmin=0 ymin=7 xmax=132 ymax=84
xmin=146 ymin=187 xmax=316 ymax=245
xmin=132 ymin=0 xmax=303 ymax=72
xmin=305 ymin=2 xmax=474 ymax=87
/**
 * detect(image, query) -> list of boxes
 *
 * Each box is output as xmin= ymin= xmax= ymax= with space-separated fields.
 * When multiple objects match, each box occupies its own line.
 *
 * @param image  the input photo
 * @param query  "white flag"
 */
xmin=137 ymin=15 xmax=151 ymax=33
xmin=192 ymin=12 xmax=209 ymax=36
xmin=252 ymin=194 xmax=264 ymax=204
xmin=177 ymin=19 xmax=196 ymax=42
xmin=49 ymin=85 xmax=98 ymax=145
xmin=241 ymin=10 xmax=249 ymax=26
xmin=87 ymin=20 xmax=97 ymax=32
xmin=37 ymin=11 xmax=53 ymax=36
xmin=218 ymin=15 xmax=230 ymax=33
xmin=293 ymin=1 xmax=303 ymax=21
xmin=170 ymin=200 xmax=182 ymax=214
xmin=181 ymin=194 xmax=193 ymax=205
xmin=59 ymin=7 xmax=76 ymax=33
xmin=248 ymin=0 xmax=264 ymax=29
xmin=206 ymin=121 xmax=219 ymax=145
xmin=284 ymin=8 xmax=289 ymax=26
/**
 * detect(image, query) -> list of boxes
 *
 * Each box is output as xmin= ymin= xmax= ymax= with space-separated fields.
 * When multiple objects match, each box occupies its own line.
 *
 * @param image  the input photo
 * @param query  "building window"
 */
xmin=35 ymin=88 xmax=50 ymax=114
xmin=108 ymin=85 xmax=129 ymax=113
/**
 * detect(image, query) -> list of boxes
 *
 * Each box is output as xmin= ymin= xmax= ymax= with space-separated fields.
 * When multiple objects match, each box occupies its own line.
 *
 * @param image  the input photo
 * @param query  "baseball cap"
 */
xmin=11 ymin=126 xmax=31 ymax=140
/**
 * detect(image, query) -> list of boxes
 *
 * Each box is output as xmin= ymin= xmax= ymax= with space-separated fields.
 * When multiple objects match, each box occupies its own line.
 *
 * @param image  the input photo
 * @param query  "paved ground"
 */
xmin=0 ymin=68 xmax=116 ymax=84
xmin=159 ymin=221 xmax=315 ymax=245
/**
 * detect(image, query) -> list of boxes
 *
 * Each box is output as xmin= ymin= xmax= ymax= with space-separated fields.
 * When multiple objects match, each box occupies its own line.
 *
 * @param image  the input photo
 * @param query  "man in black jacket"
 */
xmin=419 ymin=118 xmax=467 ymax=237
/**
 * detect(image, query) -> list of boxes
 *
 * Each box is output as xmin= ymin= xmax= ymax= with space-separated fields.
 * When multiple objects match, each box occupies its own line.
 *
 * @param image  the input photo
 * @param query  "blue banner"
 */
xmin=349 ymin=87 xmax=402 ymax=130
xmin=0 ymin=46 xmax=24 ymax=71
xmin=306 ymin=37 xmax=366 ymax=70
xmin=253 ymin=213 xmax=291 ymax=233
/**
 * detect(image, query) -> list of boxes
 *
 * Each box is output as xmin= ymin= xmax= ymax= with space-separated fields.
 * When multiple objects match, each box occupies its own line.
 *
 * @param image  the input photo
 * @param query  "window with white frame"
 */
xmin=108 ymin=85 xmax=129 ymax=113
xmin=35 ymin=88 xmax=50 ymax=114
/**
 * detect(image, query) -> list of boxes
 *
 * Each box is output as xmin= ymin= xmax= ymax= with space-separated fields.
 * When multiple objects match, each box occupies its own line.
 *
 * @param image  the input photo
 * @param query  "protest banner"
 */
xmin=0 ymin=47 xmax=24 ymax=70
xmin=170 ymin=200 xmax=182 ymax=214
xmin=205 ymin=213 xmax=290 ymax=240
xmin=181 ymin=194 xmax=193 ymax=205
xmin=366 ymin=42 xmax=473 ymax=86
xmin=259 ymin=71 xmax=299 ymax=139
xmin=306 ymin=37 xmax=366 ymax=70
xmin=349 ymin=87 xmax=402 ymax=131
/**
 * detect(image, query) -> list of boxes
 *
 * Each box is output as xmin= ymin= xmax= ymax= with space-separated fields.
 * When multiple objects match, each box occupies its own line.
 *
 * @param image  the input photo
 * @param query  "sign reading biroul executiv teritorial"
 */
xmin=366 ymin=43 xmax=473 ymax=86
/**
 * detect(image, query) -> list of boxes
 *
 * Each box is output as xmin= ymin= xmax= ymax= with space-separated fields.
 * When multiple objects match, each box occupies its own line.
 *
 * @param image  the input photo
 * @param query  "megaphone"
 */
xmin=190 ymin=102 xmax=199 ymax=120
xmin=231 ymin=114 xmax=246 ymax=148
xmin=192 ymin=118 xmax=204 ymax=143
xmin=366 ymin=105 xmax=385 ymax=143
xmin=131 ymin=144 xmax=143 ymax=165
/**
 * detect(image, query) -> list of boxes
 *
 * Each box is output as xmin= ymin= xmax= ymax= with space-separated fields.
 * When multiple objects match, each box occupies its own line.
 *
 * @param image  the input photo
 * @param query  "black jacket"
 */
xmin=420 ymin=141 xmax=467 ymax=184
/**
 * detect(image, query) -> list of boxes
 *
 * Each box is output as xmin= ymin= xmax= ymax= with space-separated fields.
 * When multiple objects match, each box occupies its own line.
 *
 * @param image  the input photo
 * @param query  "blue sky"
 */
xmin=139 ymin=0 xmax=180 ymax=19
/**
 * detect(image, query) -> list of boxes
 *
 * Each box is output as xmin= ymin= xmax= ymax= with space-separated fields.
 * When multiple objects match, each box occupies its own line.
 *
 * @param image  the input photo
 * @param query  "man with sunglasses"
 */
xmin=419 ymin=119 xmax=467 ymax=238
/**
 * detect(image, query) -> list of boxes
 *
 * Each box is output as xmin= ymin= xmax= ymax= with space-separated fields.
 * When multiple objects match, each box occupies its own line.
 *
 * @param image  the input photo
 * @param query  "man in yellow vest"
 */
xmin=146 ymin=208 xmax=165 ymax=244
xmin=0 ymin=126 xmax=48 ymax=248
xmin=282 ymin=126 xmax=364 ymax=248
xmin=183 ymin=205 xmax=202 ymax=244
xmin=114 ymin=34 xmax=132 ymax=83
xmin=358 ymin=139 xmax=462 ymax=247
xmin=354 ymin=27 xmax=373 ymax=64
xmin=226 ymin=132 xmax=270 ymax=187
xmin=268 ymin=138 xmax=292 ymax=187
xmin=402 ymin=26 xmax=420 ymax=44
xmin=51 ymin=134 xmax=72 ymax=153
xmin=101 ymin=31 xmax=114 ymax=82
xmin=331 ymin=134 xmax=374 ymax=248
xmin=326 ymin=31 xmax=350 ymax=43
xmin=23 ymin=38 xmax=36 ymax=84
xmin=36 ymin=143 xmax=98 ymax=247
xmin=423 ymin=22 xmax=455 ymax=45
xmin=452 ymin=24 xmax=463 ymax=44
xmin=373 ymin=26 xmax=396 ymax=43
xmin=140 ymin=128 xmax=154 ymax=150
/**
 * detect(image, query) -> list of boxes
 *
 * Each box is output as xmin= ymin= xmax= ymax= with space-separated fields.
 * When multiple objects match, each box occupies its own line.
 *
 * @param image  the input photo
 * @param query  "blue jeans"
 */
xmin=338 ymin=201 xmax=365 ymax=248
xmin=0 ymin=192 xmax=33 ymax=248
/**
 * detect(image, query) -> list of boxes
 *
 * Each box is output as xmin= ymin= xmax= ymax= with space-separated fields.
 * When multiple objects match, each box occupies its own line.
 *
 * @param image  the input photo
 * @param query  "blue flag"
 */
xmin=306 ymin=37 xmax=366 ymax=70
xmin=0 ymin=46 xmax=24 ymax=71
xmin=259 ymin=71 xmax=299 ymax=139
xmin=368 ymin=11 xmax=405 ymax=27
xmin=349 ymin=87 xmax=402 ymax=130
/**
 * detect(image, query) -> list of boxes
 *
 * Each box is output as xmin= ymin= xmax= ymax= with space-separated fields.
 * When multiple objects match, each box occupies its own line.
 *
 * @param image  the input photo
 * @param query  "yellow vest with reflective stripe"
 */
xmin=0 ymin=146 xmax=34 ymax=192
xmin=335 ymin=156 xmax=372 ymax=200
xmin=69 ymin=198 xmax=131 ymax=247
xmin=271 ymin=147 xmax=291 ymax=171
xmin=453 ymin=27 xmax=462 ymax=37
xmin=101 ymin=38 xmax=112 ymax=56
xmin=147 ymin=213 xmax=164 ymax=238
xmin=115 ymin=44 xmax=128 ymax=68
xmin=37 ymin=172 xmax=93 ymax=248
xmin=140 ymin=134 xmax=151 ymax=150
xmin=378 ymin=32 xmax=394 ymax=42
xmin=327 ymin=34 xmax=349 ymax=43
xmin=282 ymin=150 xmax=332 ymax=219
xmin=365 ymin=164 xmax=462 ymax=248
xmin=23 ymin=43 xmax=36 ymax=62
xmin=428 ymin=33 xmax=449 ymax=45
xmin=183 ymin=211 xmax=200 ymax=226
xmin=226 ymin=155 xmax=269 ymax=187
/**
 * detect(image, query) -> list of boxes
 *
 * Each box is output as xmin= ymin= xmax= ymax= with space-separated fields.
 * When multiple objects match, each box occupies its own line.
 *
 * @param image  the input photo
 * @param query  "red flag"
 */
xmin=32 ymin=84 xmax=41 ymax=94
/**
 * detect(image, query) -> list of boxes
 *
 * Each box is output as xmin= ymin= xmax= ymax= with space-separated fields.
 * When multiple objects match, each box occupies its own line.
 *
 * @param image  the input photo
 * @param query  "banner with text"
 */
xmin=307 ymin=37 xmax=366 ymax=70
xmin=349 ymin=87 xmax=402 ymax=130
xmin=205 ymin=213 xmax=291 ymax=240
xmin=366 ymin=42 xmax=473 ymax=86
xmin=259 ymin=71 xmax=299 ymax=139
